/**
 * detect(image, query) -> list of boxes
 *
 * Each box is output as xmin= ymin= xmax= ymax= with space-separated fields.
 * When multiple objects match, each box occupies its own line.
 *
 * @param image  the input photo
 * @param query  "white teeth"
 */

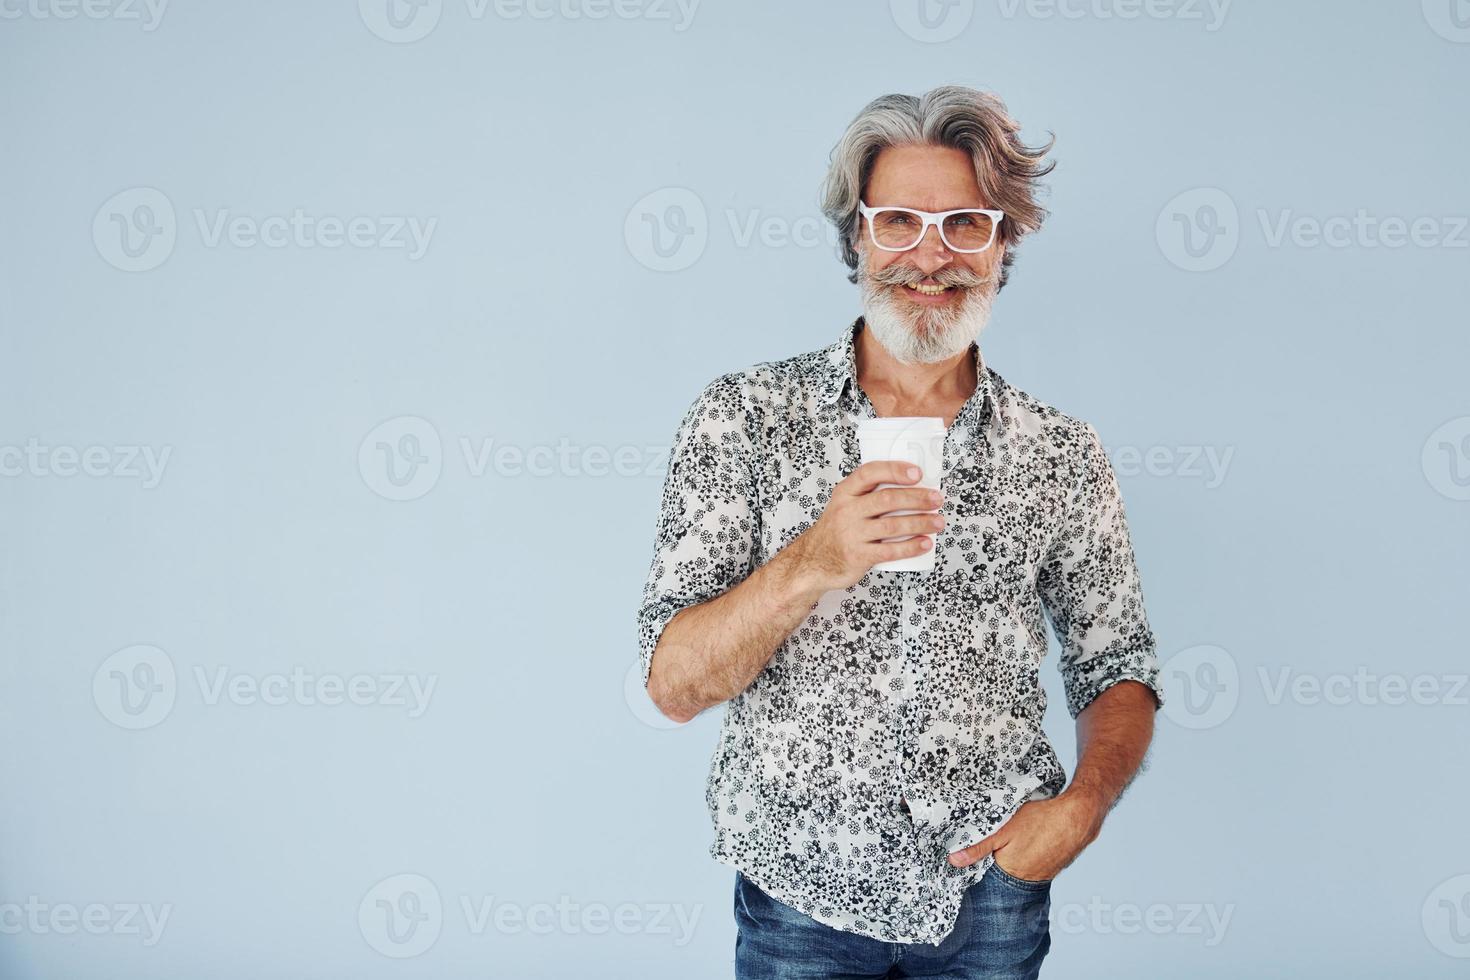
xmin=906 ymin=283 xmax=950 ymax=295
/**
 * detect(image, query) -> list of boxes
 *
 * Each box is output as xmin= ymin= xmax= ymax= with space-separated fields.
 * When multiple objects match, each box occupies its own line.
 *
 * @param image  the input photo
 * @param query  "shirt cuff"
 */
xmin=1062 ymin=636 xmax=1165 ymax=719
xmin=636 ymin=598 xmax=685 ymax=688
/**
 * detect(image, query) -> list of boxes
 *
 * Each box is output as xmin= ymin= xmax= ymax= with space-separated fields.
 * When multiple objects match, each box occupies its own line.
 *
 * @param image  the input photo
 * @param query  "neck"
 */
xmin=854 ymin=319 xmax=977 ymax=406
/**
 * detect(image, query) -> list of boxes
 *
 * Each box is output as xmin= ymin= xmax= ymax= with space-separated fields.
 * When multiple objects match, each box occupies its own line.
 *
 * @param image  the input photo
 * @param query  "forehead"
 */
xmin=865 ymin=144 xmax=987 ymax=211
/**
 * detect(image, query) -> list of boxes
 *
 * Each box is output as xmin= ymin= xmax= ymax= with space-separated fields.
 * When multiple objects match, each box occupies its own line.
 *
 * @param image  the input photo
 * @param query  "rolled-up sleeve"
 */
xmin=1037 ymin=421 xmax=1164 ymax=719
xmin=635 ymin=373 xmax=760 ymax=688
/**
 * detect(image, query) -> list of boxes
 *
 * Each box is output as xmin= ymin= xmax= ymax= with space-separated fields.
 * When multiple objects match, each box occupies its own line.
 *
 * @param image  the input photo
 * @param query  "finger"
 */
xmin=857 ymin=486 xmax=944 ymax=516
xmin=870 ymin=535 xmax=933 ymax=563
xmin=842 ymin=460 xmax=924 ymax=496
xmin=868 ymin=513 xmax=945 ymax=542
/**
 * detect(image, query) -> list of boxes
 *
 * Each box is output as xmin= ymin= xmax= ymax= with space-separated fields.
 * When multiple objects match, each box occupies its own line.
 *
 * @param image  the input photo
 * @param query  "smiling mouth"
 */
xmin=898 ymin=280 xmax=965 ymax=301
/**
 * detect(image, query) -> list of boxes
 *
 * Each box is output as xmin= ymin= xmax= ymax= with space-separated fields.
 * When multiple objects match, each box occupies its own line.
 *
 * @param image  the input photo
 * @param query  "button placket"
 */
xmin=898 ymin=575 xmax=921 ymax=772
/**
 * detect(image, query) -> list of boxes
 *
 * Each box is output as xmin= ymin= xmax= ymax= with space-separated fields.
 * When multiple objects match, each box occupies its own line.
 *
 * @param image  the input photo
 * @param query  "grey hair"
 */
xmin=819 ymin=85 xmax=1055 ymax=290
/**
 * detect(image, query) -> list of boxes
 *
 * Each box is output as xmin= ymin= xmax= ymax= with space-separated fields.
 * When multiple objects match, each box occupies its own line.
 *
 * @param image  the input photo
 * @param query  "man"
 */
xmin=636 ymin=85 xmax=1164 ymax=979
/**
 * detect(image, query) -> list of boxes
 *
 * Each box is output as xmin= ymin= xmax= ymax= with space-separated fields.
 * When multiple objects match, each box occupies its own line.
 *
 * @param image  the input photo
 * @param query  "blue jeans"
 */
xmin=733 ymin=869 xmax=1051 ymax=979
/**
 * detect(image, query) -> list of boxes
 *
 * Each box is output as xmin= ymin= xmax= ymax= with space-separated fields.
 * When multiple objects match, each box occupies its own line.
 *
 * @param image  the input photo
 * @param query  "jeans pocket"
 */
xmin=989 ymin=857 xmax=1053 ymax=891
xmin=734 ymin=873 xmax=764 ymax=927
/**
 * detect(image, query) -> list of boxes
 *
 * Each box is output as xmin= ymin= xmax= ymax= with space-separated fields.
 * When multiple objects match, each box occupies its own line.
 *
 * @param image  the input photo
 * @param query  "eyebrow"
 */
xmin=870 ymin=201 xmax=989 ymax=211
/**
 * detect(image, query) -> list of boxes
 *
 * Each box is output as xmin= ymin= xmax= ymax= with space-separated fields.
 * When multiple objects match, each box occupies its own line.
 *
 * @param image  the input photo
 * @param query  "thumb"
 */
xmin=948 ymin=830 xmax=1002 ymax=868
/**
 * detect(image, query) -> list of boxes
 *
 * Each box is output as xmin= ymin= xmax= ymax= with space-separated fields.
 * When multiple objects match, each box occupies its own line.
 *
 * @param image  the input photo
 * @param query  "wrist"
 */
xmin=765 ymin=544 xmax=829 ymax=611
xmin=770 ymin=540 xmax=829 ymax=602
xmin=1058 ymin=783 xmax=1110 ymax=837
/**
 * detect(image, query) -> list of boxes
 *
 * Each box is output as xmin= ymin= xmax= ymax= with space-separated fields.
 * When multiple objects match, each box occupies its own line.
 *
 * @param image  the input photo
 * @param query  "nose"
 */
xmin=908 ymin=223 xmax=952 ymax=276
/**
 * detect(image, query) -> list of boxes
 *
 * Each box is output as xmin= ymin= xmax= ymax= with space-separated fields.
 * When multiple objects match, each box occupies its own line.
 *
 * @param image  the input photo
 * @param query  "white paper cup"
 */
xmin=856 ymin=416 xmax=944 ymax=572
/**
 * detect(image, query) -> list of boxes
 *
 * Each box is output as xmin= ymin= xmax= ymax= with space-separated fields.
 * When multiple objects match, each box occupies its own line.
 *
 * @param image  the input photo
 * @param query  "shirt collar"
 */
xmin=819 ymin=317 xmax=993 ymax=426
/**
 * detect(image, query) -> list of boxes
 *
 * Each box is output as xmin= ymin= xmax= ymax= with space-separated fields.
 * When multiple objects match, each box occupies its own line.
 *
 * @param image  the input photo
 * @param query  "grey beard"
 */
xmin=857 ymin=271 xmax=996 ymax=365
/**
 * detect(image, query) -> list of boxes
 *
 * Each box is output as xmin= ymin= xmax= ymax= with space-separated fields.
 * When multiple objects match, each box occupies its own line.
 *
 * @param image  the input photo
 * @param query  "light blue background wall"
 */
xmin=2 ymin=1 xmax=1467 ymax=976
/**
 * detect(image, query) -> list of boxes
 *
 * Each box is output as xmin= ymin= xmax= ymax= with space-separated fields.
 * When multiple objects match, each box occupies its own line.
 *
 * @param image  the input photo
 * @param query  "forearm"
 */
xmin=1062 ymin=679 xmax=1158 ymax=822
xmin=648 ymin=546 xmax=826 ymax=723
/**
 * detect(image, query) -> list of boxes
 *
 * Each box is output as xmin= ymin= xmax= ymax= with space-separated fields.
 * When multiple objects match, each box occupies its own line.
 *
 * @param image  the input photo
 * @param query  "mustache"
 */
xmin=864 ymin=264 xmax=995 ymax=290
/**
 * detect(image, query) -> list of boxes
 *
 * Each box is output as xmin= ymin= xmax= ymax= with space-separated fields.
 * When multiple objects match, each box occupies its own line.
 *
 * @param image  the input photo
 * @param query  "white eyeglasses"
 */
xmin=857 ymin=200 xmax=1005 ymax=254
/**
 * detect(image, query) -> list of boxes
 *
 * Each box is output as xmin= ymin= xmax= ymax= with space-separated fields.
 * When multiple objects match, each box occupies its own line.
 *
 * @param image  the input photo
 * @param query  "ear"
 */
xmin=991 ymin=241 xmax=1010 ymax=288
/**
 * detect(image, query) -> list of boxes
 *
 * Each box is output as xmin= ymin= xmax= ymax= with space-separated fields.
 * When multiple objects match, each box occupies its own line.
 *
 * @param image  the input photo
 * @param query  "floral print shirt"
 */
xmin=636 ymin=317 xmax=1164 ymax=945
